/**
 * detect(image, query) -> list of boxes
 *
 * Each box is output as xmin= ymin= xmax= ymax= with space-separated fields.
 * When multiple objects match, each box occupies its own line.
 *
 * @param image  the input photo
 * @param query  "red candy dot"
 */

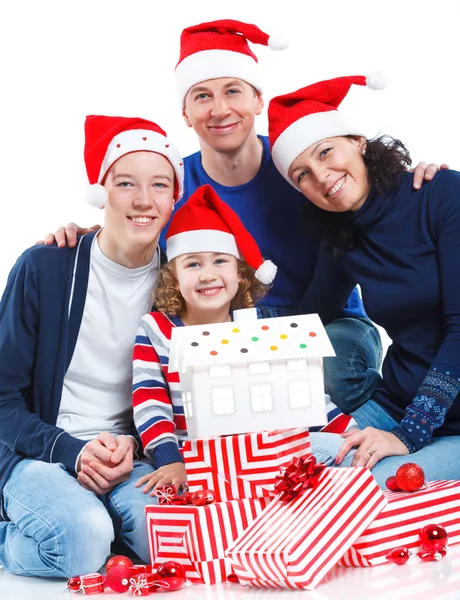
xmin=261 ymin=325 xmax=269 ymax=330
xmin=210 ymin=350 xmax=218 ymax=356
xmin=309 ymin=332 xmax=317 ymax=337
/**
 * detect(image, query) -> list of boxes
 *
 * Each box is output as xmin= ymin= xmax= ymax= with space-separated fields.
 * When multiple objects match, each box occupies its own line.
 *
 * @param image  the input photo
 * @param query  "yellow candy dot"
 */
xmin=221 ymin=339 xmax=229 ymax=344
xmin=232 ymin=328 xmax=240 ymax=333
xmin=280 ymin=334 xmax=288 ymax=339
xmin=270 ymin=345 xmax=278 ymax=351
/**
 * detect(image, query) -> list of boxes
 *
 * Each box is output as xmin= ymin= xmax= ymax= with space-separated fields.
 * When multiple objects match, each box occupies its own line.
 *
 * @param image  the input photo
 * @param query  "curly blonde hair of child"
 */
xmin=153 ymin=259 xmax=270 ymax=317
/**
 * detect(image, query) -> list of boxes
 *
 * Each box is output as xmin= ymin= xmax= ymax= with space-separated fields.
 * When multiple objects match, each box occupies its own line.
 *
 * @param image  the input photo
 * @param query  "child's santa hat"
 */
xmin=175 ymin=19 xmax=289 ymax=105
xmin=84 ymin=115 xmax=184 ymax=208
xmin=166 ymin=184 xmax=277 ymax=285
xmin=268 ymin=72 xmax=387 ymax=188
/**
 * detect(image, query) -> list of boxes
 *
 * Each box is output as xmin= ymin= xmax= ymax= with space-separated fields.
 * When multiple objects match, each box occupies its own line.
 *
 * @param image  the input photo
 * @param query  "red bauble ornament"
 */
xmin=418 ymin=548 xmax=447 ymax=562
xmin=183 ymin=491 xmax=194 ymax=504
xmin=385 ymin=475 xmax=400 ymax=492
xmin=419 ymin=524 xmax=448 ymax=553
xmin=104 ymin=565 xmax=131 ymax=593
xmin=155 ymin=561 xmax=186 ymax=591
xmin=191 ymin=489 xmax=216 ymax=506
xmin=67 ymin=575 xmax=82 ymax=591
xmin=227 ymin=573 xmax=239 ymax=583
xmin=395 ymin=463 xmax=425 ymax=492
xmin=385 ymin=547 xmax=410 ymax=565
xmin=105 ymin=554 xmax=134 ymax=572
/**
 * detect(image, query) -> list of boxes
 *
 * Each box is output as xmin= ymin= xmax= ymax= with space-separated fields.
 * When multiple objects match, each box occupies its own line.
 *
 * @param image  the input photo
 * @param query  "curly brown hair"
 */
xmin=308 ymin=135 xmax=412 ymax=258
xmin=153 ymin=258 xmax=269 ymax=317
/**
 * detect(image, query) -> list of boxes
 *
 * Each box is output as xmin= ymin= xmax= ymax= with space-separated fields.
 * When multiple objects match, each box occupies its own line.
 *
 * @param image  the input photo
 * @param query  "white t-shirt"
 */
xmin=57 ymin=235 xmax=159 ymax=440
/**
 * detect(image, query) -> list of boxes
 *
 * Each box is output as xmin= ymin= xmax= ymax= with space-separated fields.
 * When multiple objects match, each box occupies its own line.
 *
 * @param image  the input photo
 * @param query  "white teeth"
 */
xmin=327 ymin=177 xmax=345 ymax=197
xmin=131 ymin=217 xmax=153 ymax=224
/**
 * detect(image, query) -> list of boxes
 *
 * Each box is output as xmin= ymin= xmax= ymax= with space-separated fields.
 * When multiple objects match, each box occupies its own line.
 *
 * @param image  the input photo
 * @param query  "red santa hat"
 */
xmin=84 ymin=115 xmax=184 ymax=208
xmin=166 ymin=184 xmax=277 ymax=284
xmin=175 ymin=19 xmax=289 ymax=105
xmin=268 ymin=72 xmax=387 ymax=188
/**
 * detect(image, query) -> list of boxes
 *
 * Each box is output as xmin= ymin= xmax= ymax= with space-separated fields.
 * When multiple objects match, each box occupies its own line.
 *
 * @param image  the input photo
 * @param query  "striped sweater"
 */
xmin=132 ymin=311 xmax=352 ymax=470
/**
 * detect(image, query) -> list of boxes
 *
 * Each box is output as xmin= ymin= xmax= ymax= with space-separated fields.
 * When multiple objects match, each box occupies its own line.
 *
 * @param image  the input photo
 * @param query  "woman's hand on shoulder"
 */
xmin=336 ymin=426 xmax=409 ymax=469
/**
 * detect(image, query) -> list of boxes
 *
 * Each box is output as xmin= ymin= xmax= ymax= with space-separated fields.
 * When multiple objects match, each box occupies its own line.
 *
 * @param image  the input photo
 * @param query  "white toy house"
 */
xmin=169 ymin=309 xmax=335 ymax=438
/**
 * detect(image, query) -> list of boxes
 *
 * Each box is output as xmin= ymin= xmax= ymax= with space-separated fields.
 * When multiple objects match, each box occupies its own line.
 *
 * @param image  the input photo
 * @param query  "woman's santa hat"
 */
xmin=175 ymin=19 xmax=289 ymax=105
xmin=268 ymin=72 xmax=387 ymax=188
xmin=84 ymin=115 xmax=184 ymax=208
xmin=166 ymin=184 xmax=277 ymax=285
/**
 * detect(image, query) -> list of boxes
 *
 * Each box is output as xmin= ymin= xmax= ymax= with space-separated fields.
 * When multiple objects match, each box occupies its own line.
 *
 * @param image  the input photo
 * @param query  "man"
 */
xmin=0 ymin=115 xmax=184 ymax=578
xmin=44 ymin=20 xmax=444 ymax=413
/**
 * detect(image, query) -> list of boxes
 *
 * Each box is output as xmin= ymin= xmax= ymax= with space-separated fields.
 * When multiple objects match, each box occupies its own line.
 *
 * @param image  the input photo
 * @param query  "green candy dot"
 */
xmin=251 ymin=336 xmax=259 ymax=342
xmin=300 ymin=343 xmax=307 ymax=349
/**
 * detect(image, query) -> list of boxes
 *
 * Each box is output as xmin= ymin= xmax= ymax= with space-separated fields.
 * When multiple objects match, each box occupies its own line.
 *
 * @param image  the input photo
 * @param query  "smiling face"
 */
xmin=182 ymin=77 xmax=263 ymax=153
xmin=100 ymin=151 xmax=175 ymax=267
xmin=288 ymin=136 xmax=371 ymax=213
xmin=174 ymin=252 xmax=240 ymax=324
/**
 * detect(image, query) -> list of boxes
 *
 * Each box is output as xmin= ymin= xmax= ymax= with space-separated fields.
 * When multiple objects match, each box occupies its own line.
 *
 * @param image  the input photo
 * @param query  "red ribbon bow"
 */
xmin=274 ymin=455 xmax=326 ymax=502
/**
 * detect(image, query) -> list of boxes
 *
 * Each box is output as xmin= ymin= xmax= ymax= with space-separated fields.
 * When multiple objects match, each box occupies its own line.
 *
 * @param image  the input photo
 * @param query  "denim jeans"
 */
xmin=0 ymin=459 xmax=157 ymax=578
xmin=310 ymin=400 xmax=460 ymax=488
xmin=324 ymin=317 xmax=383 ymax=414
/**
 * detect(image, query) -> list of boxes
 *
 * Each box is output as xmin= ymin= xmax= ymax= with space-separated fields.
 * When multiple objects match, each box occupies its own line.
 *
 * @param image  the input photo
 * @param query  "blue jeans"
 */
xmin=0 ymin=459 xmax=157 ymax=578
xmin=310 ymin=400 xmax=460 ymax=488
xmin=324 ymin=317 xmax=383 ymax=414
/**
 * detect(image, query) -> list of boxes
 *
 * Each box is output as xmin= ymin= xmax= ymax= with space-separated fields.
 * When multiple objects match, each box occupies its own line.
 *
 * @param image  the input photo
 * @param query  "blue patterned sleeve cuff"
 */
xmin=395 ymin=365 xmax=460 ymax=451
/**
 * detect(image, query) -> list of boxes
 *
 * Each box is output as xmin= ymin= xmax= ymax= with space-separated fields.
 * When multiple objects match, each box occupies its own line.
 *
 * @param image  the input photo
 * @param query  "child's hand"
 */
xmin=135 ymin=462 xmax=187 ymax=495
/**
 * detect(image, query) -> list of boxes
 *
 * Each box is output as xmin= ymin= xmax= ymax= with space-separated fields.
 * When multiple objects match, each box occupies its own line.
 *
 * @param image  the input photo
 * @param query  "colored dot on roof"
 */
xmin=300 ymin=343 xmax=307 ymax=349
xmin=261 ymin=325 xmax=269 ymax=330
xmin=202 ymin=331 xmax=210 ymax=336
xmin=210 ymin=350 xmax=218 ymax=356
xmin=251 ymin=337 xmax=259 ymax=342
xmin=221 ymin=339 xmax=229 ymax=344
xmin=280 ymin=334 xmax=288 ymax=339
xmin=232 ymin=328 xmax=240 ymax=333
xmin=116 ymin=144 xmax=121 ymax=148
xmin=191 ymin=342 xmax=199 ymax=347
xmin=290 ymin=323 xmax=298 ymax=328
xmin=309 ymin=332 xmax=317 ymax=337
xmin=240 ymin=348 xmax=248 ymax=353
xmin=270 ymin=346 xmax=278 ymax=351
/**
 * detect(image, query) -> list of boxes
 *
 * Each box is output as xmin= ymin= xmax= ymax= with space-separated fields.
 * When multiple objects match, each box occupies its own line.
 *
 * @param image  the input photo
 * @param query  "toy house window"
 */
xmin=248 ymin=361 xmax=271 ymax=375
xmin=286 ymin=358 xmax=310 ymax=372
xmin=288 ymin=380 xmax=312 ymax=408
xmin=211 ymin=386 xmax=235 ymax=416
xmin=208 ymin=364 xmax=232 ymax=379
xmin=182 ymin=391 xmax=193 ymax=418
xmin=250 ymin=383 xmax=274 ymax=413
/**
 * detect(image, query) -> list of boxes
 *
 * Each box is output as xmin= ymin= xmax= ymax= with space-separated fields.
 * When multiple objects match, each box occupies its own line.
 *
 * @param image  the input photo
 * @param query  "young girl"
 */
xmin=132 ymin=184 xmax=276 ymax=494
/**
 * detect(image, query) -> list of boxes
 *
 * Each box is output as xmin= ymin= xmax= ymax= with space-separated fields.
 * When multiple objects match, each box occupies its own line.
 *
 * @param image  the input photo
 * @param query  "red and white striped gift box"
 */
xmin=182 ymin=427 xmax=311 ymax=502
xmin=225 ymin=467 xmax=387 ymax=590
xmin=338 ymin=479 xmax=460 ymax=567
xmin=145 ymin=497 xmax=271 ymax=585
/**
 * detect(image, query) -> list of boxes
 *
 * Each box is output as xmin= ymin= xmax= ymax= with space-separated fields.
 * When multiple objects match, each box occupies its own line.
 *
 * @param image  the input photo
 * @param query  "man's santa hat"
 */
xmin=84 ymin=115 xmax=184 ymax=208
xmin=166 ymin=184 xmax=277 ymax=285
xmin=268 ymin=72 xmax=387 ymax=188
xmin=175 ymin=19 xmax=289 ymax=105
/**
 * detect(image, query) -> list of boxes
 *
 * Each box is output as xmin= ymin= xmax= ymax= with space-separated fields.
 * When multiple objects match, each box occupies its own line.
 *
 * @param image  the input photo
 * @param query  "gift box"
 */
xmin=146 ymin=497 xmax=271 ymax=585
xmin=225 ymin=467 xmax=387 ymax=590
xmin=337 ymin=479 xmax=460 ymax=567
xmin=182 ymin=427 xmax=311 ymax=502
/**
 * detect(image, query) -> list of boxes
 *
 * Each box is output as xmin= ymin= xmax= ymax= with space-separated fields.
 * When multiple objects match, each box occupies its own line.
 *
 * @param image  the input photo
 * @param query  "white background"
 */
xmin=1 ymin=0 xmax=459 ymax=294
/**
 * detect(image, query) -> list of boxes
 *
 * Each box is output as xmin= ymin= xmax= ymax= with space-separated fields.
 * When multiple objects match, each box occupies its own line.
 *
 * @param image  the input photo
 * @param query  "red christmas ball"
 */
xmin=419 ymin=524 xmax=448 ymax=553
xmin=183 ymin=491 xmax=194 ymax=504
xmin=155 ymin=561 xmax=186 ymax=591
xmin=395 ymin=463 xmax=425 ymax=492
xmin=67 ymin=576 xmax=82 ymax=591
xmin=227 ymin=573 xmax=239 ymax=583
xmin=105 ymin=554 xmax=134 ymax=572
xmin=418 ymin=548 xmax=447 ymax=562
xmin=385 ymin=547 xmax=410 ymax=565
xmin=385 ymin=475 xmax=401 ymax=492
xmin=191 ymin=489 xmax=216 ymax=506
xmin=104 ymin=565 xmax=132 ymax=593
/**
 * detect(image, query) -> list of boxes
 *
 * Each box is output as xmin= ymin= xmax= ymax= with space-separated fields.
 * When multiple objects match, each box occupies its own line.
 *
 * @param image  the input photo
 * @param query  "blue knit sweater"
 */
xmin=299 ymin=170 xmax=460 ymax=451
xmin=160 ymin=136 xmax=366 ymax=319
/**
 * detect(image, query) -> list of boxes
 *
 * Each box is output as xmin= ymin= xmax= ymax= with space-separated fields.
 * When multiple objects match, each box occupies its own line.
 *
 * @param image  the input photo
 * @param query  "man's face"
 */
xmin=183 ymin=78 xmax=264 ymax=153
xmin=103 ymin=151 xmax=175 ymax=261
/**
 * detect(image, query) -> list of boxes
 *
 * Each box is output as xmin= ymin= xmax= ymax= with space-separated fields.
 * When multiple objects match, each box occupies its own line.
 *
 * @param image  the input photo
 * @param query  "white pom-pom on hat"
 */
xmin=366 ymin=71 xmax=388 ymax=90
xmin=85 ymin=183 xmax=107 ymax=209
xmin=255 ymin=260 xmax=277 ymax=284
xmin=268 ymin=33 xmax=290 ymax=51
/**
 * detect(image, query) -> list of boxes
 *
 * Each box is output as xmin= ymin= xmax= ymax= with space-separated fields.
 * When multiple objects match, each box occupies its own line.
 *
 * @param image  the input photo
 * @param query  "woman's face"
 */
xmin=288 ymin=136 xmax=371 ymax=212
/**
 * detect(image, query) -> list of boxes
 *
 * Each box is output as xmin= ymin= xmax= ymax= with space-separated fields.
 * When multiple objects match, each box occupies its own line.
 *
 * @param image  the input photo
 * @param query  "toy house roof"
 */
xmin=169 ymin=311 xmax=335 ymax=372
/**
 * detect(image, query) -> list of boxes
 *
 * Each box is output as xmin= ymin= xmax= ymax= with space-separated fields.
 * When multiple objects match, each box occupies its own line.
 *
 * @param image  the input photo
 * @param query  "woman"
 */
xmin=267 ymin=73 xmax=460 ymax=487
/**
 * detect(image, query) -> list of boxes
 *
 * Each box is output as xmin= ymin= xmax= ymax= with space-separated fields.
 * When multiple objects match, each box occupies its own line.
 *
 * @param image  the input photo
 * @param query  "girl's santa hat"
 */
xmin=166 ymin=184 xmax=277 ymax=285
xmin=175 ymin=19 xmax=289 ymax=105
xmin=268 ymin=72 xmax=387 ymax=188
xmin=84 ymin=115 xmax=184 ymax=208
